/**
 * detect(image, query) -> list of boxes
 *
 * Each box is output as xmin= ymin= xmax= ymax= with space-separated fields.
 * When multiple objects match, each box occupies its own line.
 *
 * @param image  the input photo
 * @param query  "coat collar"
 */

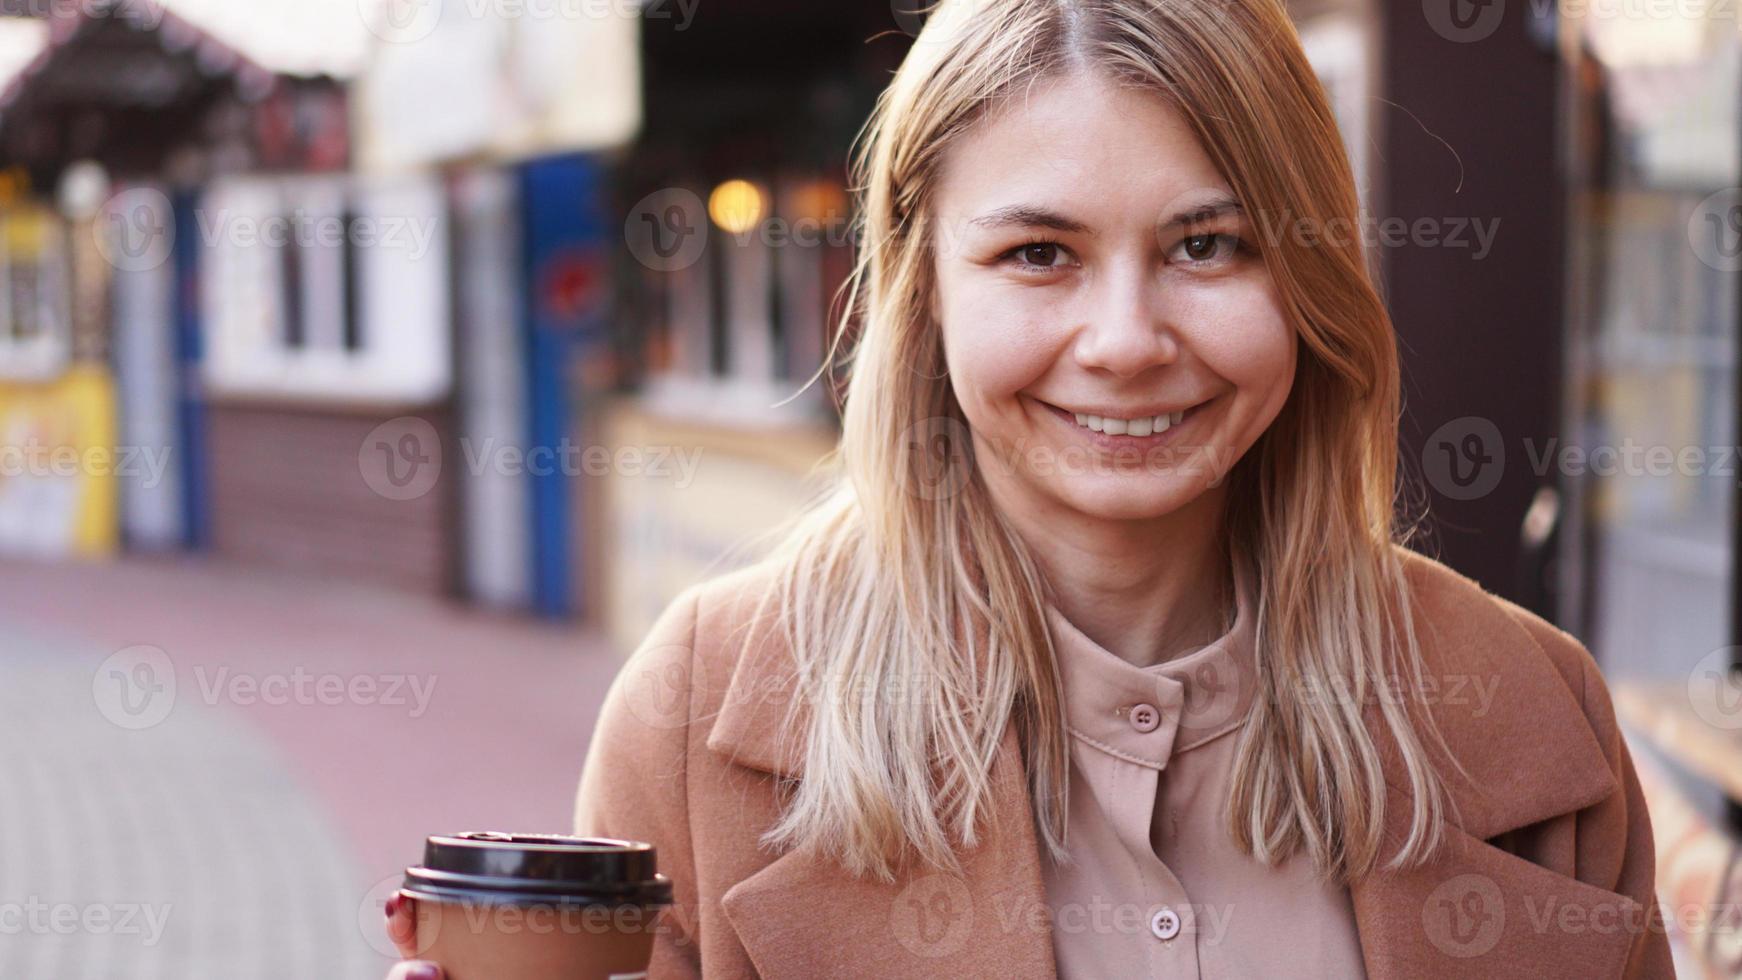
xmin=703 ymin=550 xmax=1636 ymax=978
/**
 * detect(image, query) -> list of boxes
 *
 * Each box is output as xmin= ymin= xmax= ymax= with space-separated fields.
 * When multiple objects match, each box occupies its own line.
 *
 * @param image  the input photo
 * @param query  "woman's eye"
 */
xmin=1173 ymin=232 xmax=1244 ymax=264
xmin=1004 ymin=241 xmax=1070 ymax=269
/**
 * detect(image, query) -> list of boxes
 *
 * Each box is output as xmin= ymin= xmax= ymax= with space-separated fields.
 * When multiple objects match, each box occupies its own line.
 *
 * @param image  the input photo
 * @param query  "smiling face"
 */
xmin=929 ymin=69 xmax=1297 ymax=525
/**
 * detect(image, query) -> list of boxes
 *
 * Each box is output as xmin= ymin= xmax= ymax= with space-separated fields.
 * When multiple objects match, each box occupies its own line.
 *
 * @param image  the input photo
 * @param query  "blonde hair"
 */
xmin=738 ymin=0 xmax=1451 ymax=886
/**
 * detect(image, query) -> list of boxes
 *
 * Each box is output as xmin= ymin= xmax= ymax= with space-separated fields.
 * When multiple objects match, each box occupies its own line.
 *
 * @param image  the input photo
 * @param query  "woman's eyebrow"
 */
xmin=969 ymin=204 xmax=1094 ymax=235
xmin=967 ymin=194 xmax=1245 ymax=236
xmin=1159 ymin=194 xmax=1245 ymax=230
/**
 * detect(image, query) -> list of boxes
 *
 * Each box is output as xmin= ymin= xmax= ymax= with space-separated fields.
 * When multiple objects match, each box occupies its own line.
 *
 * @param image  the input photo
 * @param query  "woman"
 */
xmin=388 ymin=0 xmax=1672 ymax=976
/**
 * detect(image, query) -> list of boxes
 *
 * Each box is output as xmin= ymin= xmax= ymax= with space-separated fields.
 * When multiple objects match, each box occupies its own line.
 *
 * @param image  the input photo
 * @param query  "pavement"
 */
xmin=0 ymin=554 xmax=632 ymax=979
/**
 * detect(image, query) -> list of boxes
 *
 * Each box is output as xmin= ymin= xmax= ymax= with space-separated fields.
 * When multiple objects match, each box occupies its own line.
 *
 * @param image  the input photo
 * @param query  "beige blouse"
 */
xmin=1040 ymin=546 xmax=1368 ymax=978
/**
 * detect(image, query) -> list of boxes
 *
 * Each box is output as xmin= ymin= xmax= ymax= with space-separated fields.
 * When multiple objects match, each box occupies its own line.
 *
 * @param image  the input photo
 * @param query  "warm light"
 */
xmin=708 ymin=179 xmax=765 ymax=235
xmin=787 ymin=179 xmax=847 ymax=225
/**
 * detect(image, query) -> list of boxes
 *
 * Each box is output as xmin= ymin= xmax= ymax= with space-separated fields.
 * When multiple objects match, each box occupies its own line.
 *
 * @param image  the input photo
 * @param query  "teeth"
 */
xmin=1069 ymin=407 xmax=1187 ymax=435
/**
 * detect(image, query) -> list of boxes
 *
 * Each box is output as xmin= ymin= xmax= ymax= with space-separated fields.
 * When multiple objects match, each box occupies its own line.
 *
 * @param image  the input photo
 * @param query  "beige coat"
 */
xmin=573 ymin=545 xmax=1676 ymax=978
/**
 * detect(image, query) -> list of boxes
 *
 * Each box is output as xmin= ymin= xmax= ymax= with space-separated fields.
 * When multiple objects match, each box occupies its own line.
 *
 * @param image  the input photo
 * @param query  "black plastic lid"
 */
xmin=402 ymin=832 xmax=674 ymax=907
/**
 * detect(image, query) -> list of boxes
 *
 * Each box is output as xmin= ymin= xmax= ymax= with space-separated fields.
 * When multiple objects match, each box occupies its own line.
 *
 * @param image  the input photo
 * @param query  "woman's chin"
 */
xmin=1047 ymin=478 xmax=1205 ymax=523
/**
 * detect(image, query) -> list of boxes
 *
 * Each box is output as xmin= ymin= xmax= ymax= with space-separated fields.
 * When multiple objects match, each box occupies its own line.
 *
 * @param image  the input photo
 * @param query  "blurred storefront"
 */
xmin=355 ymin=0 xmax=640 ymax=619
xmin=0 ymin=3 xmax=467 ymax=592
xmin=1556 ymin=8 xmax=1742 ymax=977
xmin=0 ymin=172 xmax=118 ymax=558
xmin=0 ymin=1 xmax=648 ymax=615
xmin=0 ymin=1 xmax=876 ymax=638
xmin=1556 ymin=9 xmax=1737 ymax=681
xmin=597 ymin=1 xmax=900 ymax=649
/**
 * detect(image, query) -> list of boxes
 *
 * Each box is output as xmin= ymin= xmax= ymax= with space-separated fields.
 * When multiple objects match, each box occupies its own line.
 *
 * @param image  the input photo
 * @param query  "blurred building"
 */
xmin=0 ymin=0 xmax=896 ymax=643
xmin=0 ymin=2 xmax=367 ymax=566
xmin=0 ymin=1 xmax=644 ymax=616
xmin=595 ymin=2 xmax=902 ymax=648
xmin=1554 ymin=14 xmax=1742 ymax=976
xmin=353 ymin=0 xmax=641 ymax=618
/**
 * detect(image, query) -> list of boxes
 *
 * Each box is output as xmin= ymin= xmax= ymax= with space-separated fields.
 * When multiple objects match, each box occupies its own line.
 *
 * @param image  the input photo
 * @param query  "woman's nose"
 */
xmin=1071 ymin=267 xmax=1180 ymax=378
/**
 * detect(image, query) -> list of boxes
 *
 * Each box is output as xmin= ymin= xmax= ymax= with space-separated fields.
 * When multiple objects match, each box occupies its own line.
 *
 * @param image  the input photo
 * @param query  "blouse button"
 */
xmin=1151 ymin=906 xmax=1181 ymax=941
xmin=1129 ymin=702 xmax=1161 ymax=733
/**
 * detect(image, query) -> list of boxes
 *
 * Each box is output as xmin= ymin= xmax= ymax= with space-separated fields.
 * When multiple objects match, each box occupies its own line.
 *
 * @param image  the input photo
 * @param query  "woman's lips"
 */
xmin=1038 ymin=397 xmax=1204 ymax=450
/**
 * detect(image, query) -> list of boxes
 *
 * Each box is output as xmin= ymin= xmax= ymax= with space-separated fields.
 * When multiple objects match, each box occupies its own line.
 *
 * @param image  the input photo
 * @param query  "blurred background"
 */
xmin=0 ymin=0 xmax=1736 ymax=976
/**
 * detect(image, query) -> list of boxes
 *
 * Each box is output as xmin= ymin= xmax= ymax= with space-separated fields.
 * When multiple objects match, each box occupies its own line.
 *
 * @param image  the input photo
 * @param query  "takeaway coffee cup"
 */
xmin=400 ymin=832 xmax=674 ymax=980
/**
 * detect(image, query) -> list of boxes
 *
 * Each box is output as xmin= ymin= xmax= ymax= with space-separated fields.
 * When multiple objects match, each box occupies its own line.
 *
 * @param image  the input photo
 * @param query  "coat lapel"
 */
xmin=1347 ymin=826 xmax=1647 ymax=979
xmin=1346 ymin=562 xmax=1641 ymax=978
xmin=702 ymin=554 xmax=1632 ymax=979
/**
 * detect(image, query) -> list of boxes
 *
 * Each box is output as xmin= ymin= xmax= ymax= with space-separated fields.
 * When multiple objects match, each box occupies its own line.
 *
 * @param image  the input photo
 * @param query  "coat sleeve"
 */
xmin=573 ymin=584 xmax=706 ymax=979
xmin=1568 ymin=645 xmax=1678 ymax=979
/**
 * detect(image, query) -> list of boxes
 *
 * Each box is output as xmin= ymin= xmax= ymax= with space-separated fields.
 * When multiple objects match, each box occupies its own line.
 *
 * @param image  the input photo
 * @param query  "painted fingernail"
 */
xmin=405 ymin=964 xmax=441 ymax=980
xmin=384 ymin=893 xmax=400 ymax=919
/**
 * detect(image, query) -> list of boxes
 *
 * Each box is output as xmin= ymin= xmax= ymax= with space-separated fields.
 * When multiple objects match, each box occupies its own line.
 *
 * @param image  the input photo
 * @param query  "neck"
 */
xmin=990 ymin=479 xmax=1236 ymax=669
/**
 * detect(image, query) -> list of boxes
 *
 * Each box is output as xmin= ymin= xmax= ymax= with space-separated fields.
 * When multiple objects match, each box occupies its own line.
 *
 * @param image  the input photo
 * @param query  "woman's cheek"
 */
xmin=943 ymin=292 xmax=1060 ymax=407
xmin=1186 ymin=292 xmax=1296 ymax=447
xmin=1181 ymin=283 xmax=1293 ymax=387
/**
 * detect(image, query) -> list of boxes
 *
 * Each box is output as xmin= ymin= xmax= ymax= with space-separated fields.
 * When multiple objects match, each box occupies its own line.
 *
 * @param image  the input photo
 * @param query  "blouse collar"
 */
xmin=1042 ymin=545 xmax=1259 ymax=770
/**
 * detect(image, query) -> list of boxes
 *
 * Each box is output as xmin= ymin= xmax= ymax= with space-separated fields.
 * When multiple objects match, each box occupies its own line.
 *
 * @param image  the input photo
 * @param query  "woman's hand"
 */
xmin=383 ymin=890 xmax=442 ymax=980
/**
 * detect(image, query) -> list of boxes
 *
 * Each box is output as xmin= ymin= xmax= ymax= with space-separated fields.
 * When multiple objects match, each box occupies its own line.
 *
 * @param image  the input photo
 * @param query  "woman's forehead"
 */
xmin=930 ymin=73 xmax=1232 ymax=235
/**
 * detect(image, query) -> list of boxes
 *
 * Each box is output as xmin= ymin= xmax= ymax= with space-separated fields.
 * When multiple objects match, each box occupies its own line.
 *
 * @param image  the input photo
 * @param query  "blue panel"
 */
xmin=172 ymin=190 xmax=210 ymax=552
xmin=517 ymin=153 xmax=609 ymax=619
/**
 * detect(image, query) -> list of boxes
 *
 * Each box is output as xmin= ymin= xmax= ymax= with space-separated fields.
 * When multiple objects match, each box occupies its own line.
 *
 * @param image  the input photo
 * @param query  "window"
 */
xmin=0 ymin=205 xmax=72 ymax=381
xmin=201 ymin=172 xmax=451 ymax=404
